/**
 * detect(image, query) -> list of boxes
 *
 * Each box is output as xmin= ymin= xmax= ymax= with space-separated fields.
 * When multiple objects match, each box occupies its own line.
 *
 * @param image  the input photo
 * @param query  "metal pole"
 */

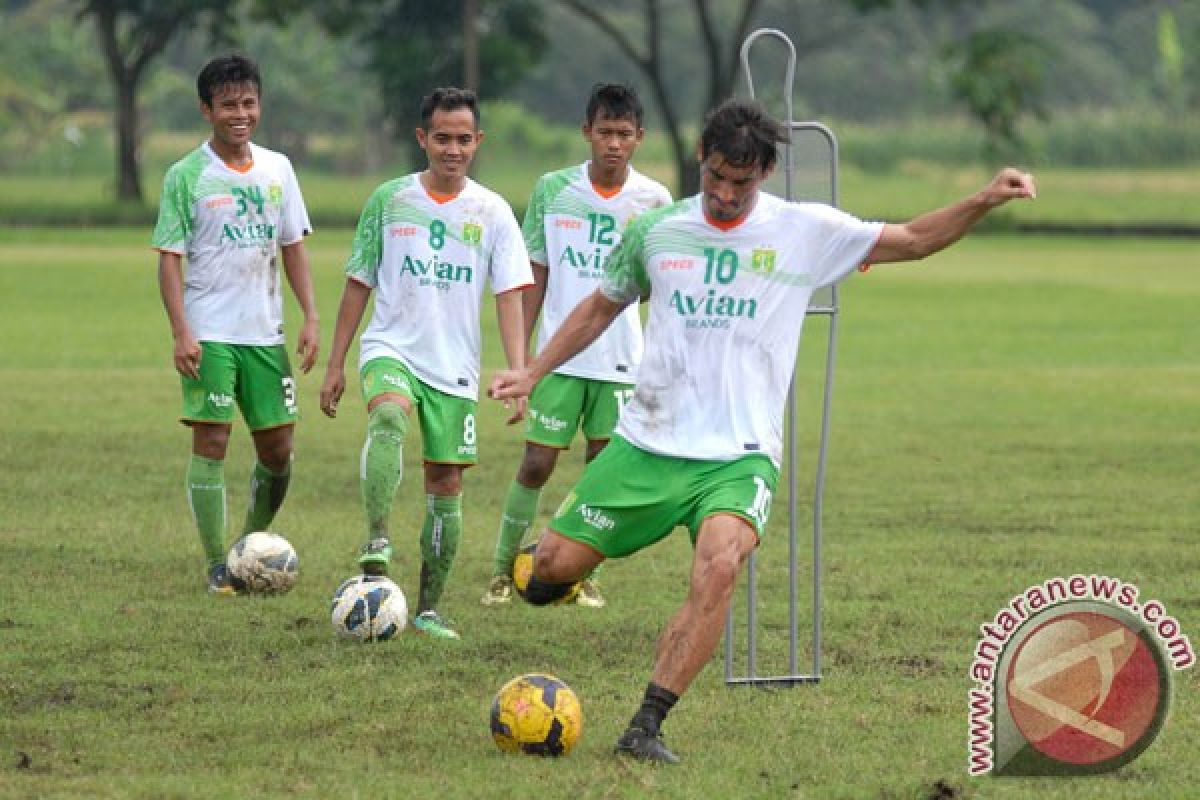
xmin=725 ymin=28 xmax=839 ymax=688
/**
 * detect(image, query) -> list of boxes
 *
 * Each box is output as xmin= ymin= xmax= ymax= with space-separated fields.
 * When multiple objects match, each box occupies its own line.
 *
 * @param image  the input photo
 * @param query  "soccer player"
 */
xmin=480 ymin=84 xmax=672 ymax=609
xmin=319 ymin=87 xmax=532 ymax=641
xmin=488 ymin=98 xmax=1036 ymax=763
xmin=154 ymin=54 xmax=319 ymax=595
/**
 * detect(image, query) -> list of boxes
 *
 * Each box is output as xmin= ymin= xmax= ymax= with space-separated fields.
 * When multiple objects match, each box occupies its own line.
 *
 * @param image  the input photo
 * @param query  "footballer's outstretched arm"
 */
xmin=867 ymin=167 xmax=1036 ymax=264
xmin=489 ymin=288 xmax=629 ymax=402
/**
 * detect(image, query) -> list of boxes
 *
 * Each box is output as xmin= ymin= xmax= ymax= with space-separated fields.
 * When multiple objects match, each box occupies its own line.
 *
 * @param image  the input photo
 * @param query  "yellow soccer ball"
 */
xmin=511 ymin=542 xmax=581 ymax=605
xmin=490 ymin=673 xmax=583 ymax=756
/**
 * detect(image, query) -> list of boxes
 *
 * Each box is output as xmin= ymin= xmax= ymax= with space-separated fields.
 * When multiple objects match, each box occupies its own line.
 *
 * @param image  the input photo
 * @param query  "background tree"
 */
xmin=942 ymin=28 xmax=1048 ymax=164
xmin=78 ymin=0 xmax=238 ymax=202
xmin=0 ymin=0 xmax=107 ymax=172
xmin=269 ymin=0 xmax=546 ymax=169
xmin=560 ymin=0 xmax=763 ymax=196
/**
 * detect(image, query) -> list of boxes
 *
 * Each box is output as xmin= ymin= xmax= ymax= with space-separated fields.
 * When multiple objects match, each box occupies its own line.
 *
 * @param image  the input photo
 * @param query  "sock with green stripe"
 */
xmin=187 ymin=454 xmax=227 ymax=568
xmin=418 ymin=494 xmax=463 ymax=612
xmin=491 ymin=480 xmax=540 ymax=578
xmin=360 ymin=402 xmax=409 ymax=539
xmin=242 ymin=460 xmax=291 ymax=534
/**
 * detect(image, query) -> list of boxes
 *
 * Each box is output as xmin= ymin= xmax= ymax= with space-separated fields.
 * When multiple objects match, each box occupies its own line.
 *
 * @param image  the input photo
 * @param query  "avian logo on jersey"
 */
xmin=530 ymin=409 xmax=569 ymax=432
xmin=398 ymin=255 xmax=474 ymax=288
xmin=578 ymin=504 xmax=616 ymax=531
xmin=221 ymin=222 xmax=277 ymax=246
xmin=558 ymin=244 xmax=611 ymax=279
xmin=670 ymin=288 xmax=758 ymax=330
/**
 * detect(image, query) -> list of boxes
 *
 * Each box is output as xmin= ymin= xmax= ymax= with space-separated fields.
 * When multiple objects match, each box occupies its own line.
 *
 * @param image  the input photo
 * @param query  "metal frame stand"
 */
xmin=724 ymin=28 xmax=840 ymax=688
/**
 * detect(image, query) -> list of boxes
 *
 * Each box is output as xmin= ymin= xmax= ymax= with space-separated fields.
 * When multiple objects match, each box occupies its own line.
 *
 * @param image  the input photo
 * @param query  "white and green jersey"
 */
xmin=524 ymin=162 xmax=671 ymax=382
xmin=346 ymin=175 xmax=532 ymax=401
xmin=602 ymin=192 xmax=882 ymax=466
xmin=152 ymin=142 xmax=311 ymax=345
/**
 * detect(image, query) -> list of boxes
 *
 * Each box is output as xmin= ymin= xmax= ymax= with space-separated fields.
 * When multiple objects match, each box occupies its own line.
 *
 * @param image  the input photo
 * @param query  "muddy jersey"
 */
xmin=524 ymin=163 xmax=671 ymax=382
xmin=346 ymin=175 xmax=532 ymax=400
xmin=602 ymin=192 xmax=882 ymax=466
xmin=152 ymin=142 xmax=312 ymax=345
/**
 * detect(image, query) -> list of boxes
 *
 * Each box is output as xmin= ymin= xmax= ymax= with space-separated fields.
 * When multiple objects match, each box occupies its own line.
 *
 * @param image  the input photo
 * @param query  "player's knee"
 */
xmin=517 ymin=448 xmax=557 ymax=487
xmin=522 ymin=575 xmax=577 ymax=606
xmin=368 ymin=402 xmax=408 ymax=438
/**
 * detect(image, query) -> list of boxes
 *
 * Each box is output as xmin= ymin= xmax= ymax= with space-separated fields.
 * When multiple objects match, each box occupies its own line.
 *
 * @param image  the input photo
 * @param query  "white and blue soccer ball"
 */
xmin=226 ymin=531 xmax=299 ymax=595
xmin=330 ymin=575 xmax=408 ymax=641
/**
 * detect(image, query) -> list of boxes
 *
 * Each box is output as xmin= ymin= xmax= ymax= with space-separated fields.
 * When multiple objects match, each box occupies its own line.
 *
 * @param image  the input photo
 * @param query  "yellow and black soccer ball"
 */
xmin=511 ymin=542 xmax=581 ymax=605
xmin=490 ymin=673 xmax=583 ymax=756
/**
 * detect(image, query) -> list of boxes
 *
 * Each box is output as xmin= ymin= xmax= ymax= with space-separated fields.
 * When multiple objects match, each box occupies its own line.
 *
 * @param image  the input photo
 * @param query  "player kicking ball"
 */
xmin=481 ymin=83 xmax=671 ymax=609
xmin=489 ymin=98 xmax=1035 ymax=762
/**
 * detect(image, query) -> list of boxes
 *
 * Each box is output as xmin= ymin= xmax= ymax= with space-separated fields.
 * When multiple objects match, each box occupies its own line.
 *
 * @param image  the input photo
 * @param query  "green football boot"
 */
xmin=412 ymin=610 xmax=460 ymax=640
xmin=358 ymin=537 xmax=393 ymax=576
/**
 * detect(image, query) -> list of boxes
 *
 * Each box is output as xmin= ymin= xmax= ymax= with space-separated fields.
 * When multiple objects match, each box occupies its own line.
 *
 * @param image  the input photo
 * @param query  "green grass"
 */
xmin=0 ymin=230 xmax=1197 ymax=798
xmin=2 ymin=159 xmax=1198 ymax=228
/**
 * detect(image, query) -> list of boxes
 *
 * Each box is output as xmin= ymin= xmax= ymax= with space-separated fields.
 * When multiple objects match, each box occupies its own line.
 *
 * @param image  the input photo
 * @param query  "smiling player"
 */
xmin=320 ymin=88 xmax=532 ymax=640
xmin=153 ymin=54 xmax=319 ymax=595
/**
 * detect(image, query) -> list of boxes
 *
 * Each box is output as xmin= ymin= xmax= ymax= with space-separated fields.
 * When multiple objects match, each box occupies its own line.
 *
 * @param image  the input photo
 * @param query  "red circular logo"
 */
xmin=1006 ymin=611 xmax=1160 ymax=766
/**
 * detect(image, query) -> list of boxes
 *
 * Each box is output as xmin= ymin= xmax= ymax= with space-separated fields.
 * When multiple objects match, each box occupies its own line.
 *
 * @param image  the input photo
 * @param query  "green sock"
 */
xmin=360 ymin=402 xmax=408 ymax=539
xmin=242 ymin=460 xmax=291 ymax=535
xmin=418 ymin=494 xmax=463 ymax=613
xmin=187 ymin=454 xmax=226 ymax=568
xmin=492 ymin=481 xmax=540 ymax=577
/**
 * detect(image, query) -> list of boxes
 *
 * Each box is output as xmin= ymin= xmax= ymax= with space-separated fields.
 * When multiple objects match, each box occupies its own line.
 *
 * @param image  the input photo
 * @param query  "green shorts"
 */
xmin=181 ymin=342 xmax=297 ymax=431
xmin=361 ymin=357 xmax=478 ymax=465
xmin=526 ymin=372 xmax=635 ymax=448
xmin=549 ymin=435 xmax=778 ymax=558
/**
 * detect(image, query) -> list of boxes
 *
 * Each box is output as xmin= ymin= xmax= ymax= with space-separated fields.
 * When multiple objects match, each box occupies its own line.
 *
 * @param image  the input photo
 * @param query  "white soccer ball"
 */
xmin=330 ymin=575 xmax=408 ymax=641
xmin=226 ymin=531 xmax=299 ymax=594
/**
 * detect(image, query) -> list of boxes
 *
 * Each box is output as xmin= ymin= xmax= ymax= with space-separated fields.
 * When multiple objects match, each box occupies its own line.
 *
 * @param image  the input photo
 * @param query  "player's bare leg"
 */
xmin=616 ymin=514 xmax=756 ymax=764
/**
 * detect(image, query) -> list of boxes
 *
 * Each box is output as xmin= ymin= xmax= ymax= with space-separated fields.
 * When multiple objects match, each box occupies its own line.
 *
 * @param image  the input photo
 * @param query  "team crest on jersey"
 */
xmin=268 ymin=184 xmax=283 ymax=206
xmin=462 ymin=221 xmax=483 ymax=245
xmin=749 ymin=248 xmax=777 ymax=275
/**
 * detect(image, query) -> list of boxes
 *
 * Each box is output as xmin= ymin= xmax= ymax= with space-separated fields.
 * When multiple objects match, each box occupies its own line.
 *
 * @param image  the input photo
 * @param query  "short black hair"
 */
xmin=419 ymin=87 xmax=480 ymax=128
xmin=197 ymin=54 xmax=261 ymax=107
xmin=699 ymin=98 xmax=789 ymax=172
xmin=585 ymin=83 xmax=644 ymax=128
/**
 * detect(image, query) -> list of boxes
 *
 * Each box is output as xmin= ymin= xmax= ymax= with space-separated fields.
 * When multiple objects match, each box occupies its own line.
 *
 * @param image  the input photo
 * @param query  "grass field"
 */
xmin=0 ymin=229 xmax=1196 ymax=798
xmin=3 ymin=161 xmax=1199 ymax=229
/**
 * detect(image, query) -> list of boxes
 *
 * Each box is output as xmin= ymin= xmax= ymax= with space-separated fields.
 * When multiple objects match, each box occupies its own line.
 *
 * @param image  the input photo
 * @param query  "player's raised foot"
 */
xmin=206 ymin=563 xmax=244 ymax=596
xmin=412 ymin=610 xmax=460 ymax=640
xmin=358 ymin=537 xmax=393 ymax=576
xmin=480 ymin=575 xmax=514 ymax=607
xmin=574 ymin=578 xmax=605 ymax=608
xmin=614 ymin=726 xmax=680 ymax=764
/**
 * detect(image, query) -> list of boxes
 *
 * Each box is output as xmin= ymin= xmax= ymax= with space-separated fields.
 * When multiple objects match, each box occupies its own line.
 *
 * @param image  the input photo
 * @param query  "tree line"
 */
xmin=3 ymin=0 xmax=1196 ymax=201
